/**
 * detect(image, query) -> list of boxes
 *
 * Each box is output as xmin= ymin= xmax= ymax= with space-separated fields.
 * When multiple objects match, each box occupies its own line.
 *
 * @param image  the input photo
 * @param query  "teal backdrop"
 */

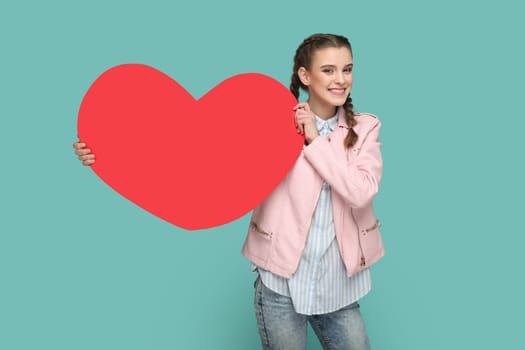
xmin=1 ymin=0 xmax=524 ymax=349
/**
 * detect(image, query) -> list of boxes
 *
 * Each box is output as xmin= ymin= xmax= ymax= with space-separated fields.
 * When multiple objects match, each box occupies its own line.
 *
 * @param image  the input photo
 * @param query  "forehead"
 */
xmin=311 ymin=46 xmax=353 ymax=66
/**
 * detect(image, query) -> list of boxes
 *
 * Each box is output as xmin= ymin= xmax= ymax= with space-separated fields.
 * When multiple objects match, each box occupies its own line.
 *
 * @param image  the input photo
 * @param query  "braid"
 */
xmin=289 ymin=37 xmax=311 ymax=99
xmin=290 ymin=33 xmax=358 ymax=149
xmin=289 ymin=73 xmax=301 ymax=99
xmin=343 ymin=96 xmax=358 ymax=148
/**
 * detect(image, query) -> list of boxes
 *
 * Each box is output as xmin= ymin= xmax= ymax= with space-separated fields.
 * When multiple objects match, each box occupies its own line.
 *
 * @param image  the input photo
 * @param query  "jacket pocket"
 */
xmin=251 ymin=221 xmax=273 ymax=238
xmin=365 ymin=220 xmax=381 ymax=233
xmin=358 ymin=219 xmax=384 ymax=267
xmin=243 ymin=220 xmax=274 ymax=264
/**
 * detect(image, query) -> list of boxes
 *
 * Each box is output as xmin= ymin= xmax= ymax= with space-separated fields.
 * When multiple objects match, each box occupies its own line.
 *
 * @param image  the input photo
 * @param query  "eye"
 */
xmin=344 ymin=67 xmax=353 ymax=73
xmin=322 ymin=68 xmax=334 ymax=73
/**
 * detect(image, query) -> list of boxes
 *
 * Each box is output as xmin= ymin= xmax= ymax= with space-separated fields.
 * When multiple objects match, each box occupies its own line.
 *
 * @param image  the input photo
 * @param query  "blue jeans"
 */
xmin=254 ymin=277 xmax=371 ymax=350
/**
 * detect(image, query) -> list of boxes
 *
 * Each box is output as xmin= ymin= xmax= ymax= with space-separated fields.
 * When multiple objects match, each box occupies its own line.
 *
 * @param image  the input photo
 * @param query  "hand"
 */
xmin=293 ymin=102 xmax=319 ymax=145
xmin=73 ymin=141 xmax=95 ymax=166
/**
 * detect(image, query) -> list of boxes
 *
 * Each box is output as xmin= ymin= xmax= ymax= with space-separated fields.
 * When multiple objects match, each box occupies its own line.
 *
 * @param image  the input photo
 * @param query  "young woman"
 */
xmin=74 ymin=33 xmax=384 ymax=350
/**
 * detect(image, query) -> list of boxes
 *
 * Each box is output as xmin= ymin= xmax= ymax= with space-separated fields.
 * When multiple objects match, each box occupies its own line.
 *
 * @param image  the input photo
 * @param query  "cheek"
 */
xmin=310 ymin=78 xmax=329 ymax=91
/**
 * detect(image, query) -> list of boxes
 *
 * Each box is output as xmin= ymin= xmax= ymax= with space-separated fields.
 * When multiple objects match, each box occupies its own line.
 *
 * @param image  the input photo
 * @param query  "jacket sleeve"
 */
xmin=302 ymin=118 xmax=382 ymax=208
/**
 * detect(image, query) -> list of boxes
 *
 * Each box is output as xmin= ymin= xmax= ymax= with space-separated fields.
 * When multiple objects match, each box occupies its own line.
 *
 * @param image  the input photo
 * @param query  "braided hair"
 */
xmin=290 ymin=33 xmax=358 ymax=149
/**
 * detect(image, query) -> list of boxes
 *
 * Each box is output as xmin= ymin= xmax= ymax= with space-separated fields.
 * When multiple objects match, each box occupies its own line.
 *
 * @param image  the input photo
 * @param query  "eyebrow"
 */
xmin=319 ymin=63 xmax=354 ymax=69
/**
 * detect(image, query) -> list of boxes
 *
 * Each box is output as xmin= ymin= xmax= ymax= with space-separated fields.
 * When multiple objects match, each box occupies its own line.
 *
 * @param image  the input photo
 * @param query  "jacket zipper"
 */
xmin=345 ymin=144 xmax=365 ymax=267
xmin=349 ymin=208 xmax=366 ymax=267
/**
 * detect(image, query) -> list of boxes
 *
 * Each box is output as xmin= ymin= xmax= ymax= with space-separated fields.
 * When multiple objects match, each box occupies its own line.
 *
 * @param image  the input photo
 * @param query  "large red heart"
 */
xmin=77 ymin=64 xmax=302 ymax=230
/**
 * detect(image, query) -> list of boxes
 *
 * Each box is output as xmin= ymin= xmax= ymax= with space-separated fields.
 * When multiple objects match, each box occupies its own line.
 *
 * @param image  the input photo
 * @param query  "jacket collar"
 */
xmin=336 ymin=106 xmax=370 ymax=136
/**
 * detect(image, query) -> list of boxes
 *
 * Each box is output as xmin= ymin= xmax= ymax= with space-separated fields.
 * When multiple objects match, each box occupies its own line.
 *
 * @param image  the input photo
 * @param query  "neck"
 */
xmin=307 ymin=99 xmax=337 ymax=120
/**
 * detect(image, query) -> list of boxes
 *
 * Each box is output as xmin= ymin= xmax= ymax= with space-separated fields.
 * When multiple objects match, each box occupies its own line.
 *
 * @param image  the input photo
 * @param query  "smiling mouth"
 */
xmin=328 ymin=88 xmax=346 ymax=95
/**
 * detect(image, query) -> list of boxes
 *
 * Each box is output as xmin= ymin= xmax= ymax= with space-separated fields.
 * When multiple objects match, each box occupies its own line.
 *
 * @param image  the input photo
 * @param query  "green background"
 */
xmin=1 ymin=0 xmax=523 ymax=349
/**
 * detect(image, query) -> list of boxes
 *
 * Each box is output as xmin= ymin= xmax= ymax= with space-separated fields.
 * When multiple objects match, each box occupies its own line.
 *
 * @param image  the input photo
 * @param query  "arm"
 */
xmin=303 ymin=118 xmax=382 ymax=208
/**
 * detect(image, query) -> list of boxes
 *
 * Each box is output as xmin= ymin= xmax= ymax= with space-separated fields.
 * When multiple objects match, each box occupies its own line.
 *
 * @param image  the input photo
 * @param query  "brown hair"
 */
xmin=290 ymin=33 xmax=358 ymax=149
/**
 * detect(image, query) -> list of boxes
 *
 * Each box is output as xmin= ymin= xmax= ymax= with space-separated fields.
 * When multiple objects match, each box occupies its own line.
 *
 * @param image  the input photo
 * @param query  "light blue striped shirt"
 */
xmin=257 ymin=112 xmax=371 ymax=315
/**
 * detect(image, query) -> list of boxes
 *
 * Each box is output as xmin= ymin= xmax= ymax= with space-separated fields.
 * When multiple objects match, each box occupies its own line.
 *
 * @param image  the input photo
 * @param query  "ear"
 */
xmin=298 ymin=67 xmax=310 ymax=86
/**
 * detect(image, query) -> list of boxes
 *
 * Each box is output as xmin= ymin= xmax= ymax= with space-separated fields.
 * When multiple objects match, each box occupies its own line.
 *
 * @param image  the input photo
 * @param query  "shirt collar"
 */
xmin=315 ymin=110 xmax=339 ymax=133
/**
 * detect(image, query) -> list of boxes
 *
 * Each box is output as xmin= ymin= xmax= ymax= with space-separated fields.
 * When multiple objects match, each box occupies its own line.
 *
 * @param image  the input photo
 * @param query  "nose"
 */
xmin=335 ymin=71 xmax=344 ymax=84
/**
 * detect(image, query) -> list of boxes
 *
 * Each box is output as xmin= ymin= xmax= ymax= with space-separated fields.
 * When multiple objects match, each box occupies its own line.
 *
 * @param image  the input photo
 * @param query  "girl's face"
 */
xmin=299 ymin=46 xmax=353 ymax=115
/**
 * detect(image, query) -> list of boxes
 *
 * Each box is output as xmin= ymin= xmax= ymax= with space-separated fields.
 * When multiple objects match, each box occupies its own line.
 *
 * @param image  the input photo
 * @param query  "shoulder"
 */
xmin=354 ymin=112 xmax=380 ymax=124
xmin=353 ymin=112 xmax=381 ymax=136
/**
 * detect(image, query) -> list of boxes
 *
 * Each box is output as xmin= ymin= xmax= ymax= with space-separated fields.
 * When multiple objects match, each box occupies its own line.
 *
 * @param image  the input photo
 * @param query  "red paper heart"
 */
xmin=77 ymin=64 xmax=302 ymax=230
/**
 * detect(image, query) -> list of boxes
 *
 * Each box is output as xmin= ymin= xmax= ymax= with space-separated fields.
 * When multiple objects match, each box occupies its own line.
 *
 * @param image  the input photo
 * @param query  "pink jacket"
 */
xmin=241 ymin=108 xmax=384 ymax=279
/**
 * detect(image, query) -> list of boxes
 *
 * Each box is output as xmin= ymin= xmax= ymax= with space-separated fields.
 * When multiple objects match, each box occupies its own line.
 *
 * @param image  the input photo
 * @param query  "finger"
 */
xmin=296 ymin=102 xmax=310 ymax=112
xmin=295 ymin=106 xmax=315 ymax=117
xmin=294 ymin=113 xmax=303 ymax=134
xmin=75 ymin=148 xmax=92 ymax=156
xmin=295 ymin=113 xmax=311 ymax=134
xmin=73 ymin=142 xmax=86 ymax=149
xmin=294 ymin=117 xmax=302 ymax=134
xmin=297 ymin=115 xmax=316 ymax=129
xmin=292 ymin=102 xmax=309 ymax=111
xmin=295 ymin=111 xmax=313 ymax=123
xmin=78 ymin=154 xmax=95 ymax=161
xmin=298 ymin=120 xmax=305 ymax=134
xmin=82 ymin=159 xmax=95 ymax=166
xmin=77 ymin=148 xmax=91 ymax=156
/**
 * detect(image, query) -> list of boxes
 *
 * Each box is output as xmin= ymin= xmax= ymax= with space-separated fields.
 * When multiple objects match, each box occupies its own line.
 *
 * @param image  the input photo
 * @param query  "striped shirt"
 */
xmin=257 ymin=112 xmax=371 ymax=315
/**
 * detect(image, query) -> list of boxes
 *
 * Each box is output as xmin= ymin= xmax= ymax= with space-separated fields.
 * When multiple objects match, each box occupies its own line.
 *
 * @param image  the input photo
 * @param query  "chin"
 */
xmin=328 ymin=97 xmax=348 ymax=107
